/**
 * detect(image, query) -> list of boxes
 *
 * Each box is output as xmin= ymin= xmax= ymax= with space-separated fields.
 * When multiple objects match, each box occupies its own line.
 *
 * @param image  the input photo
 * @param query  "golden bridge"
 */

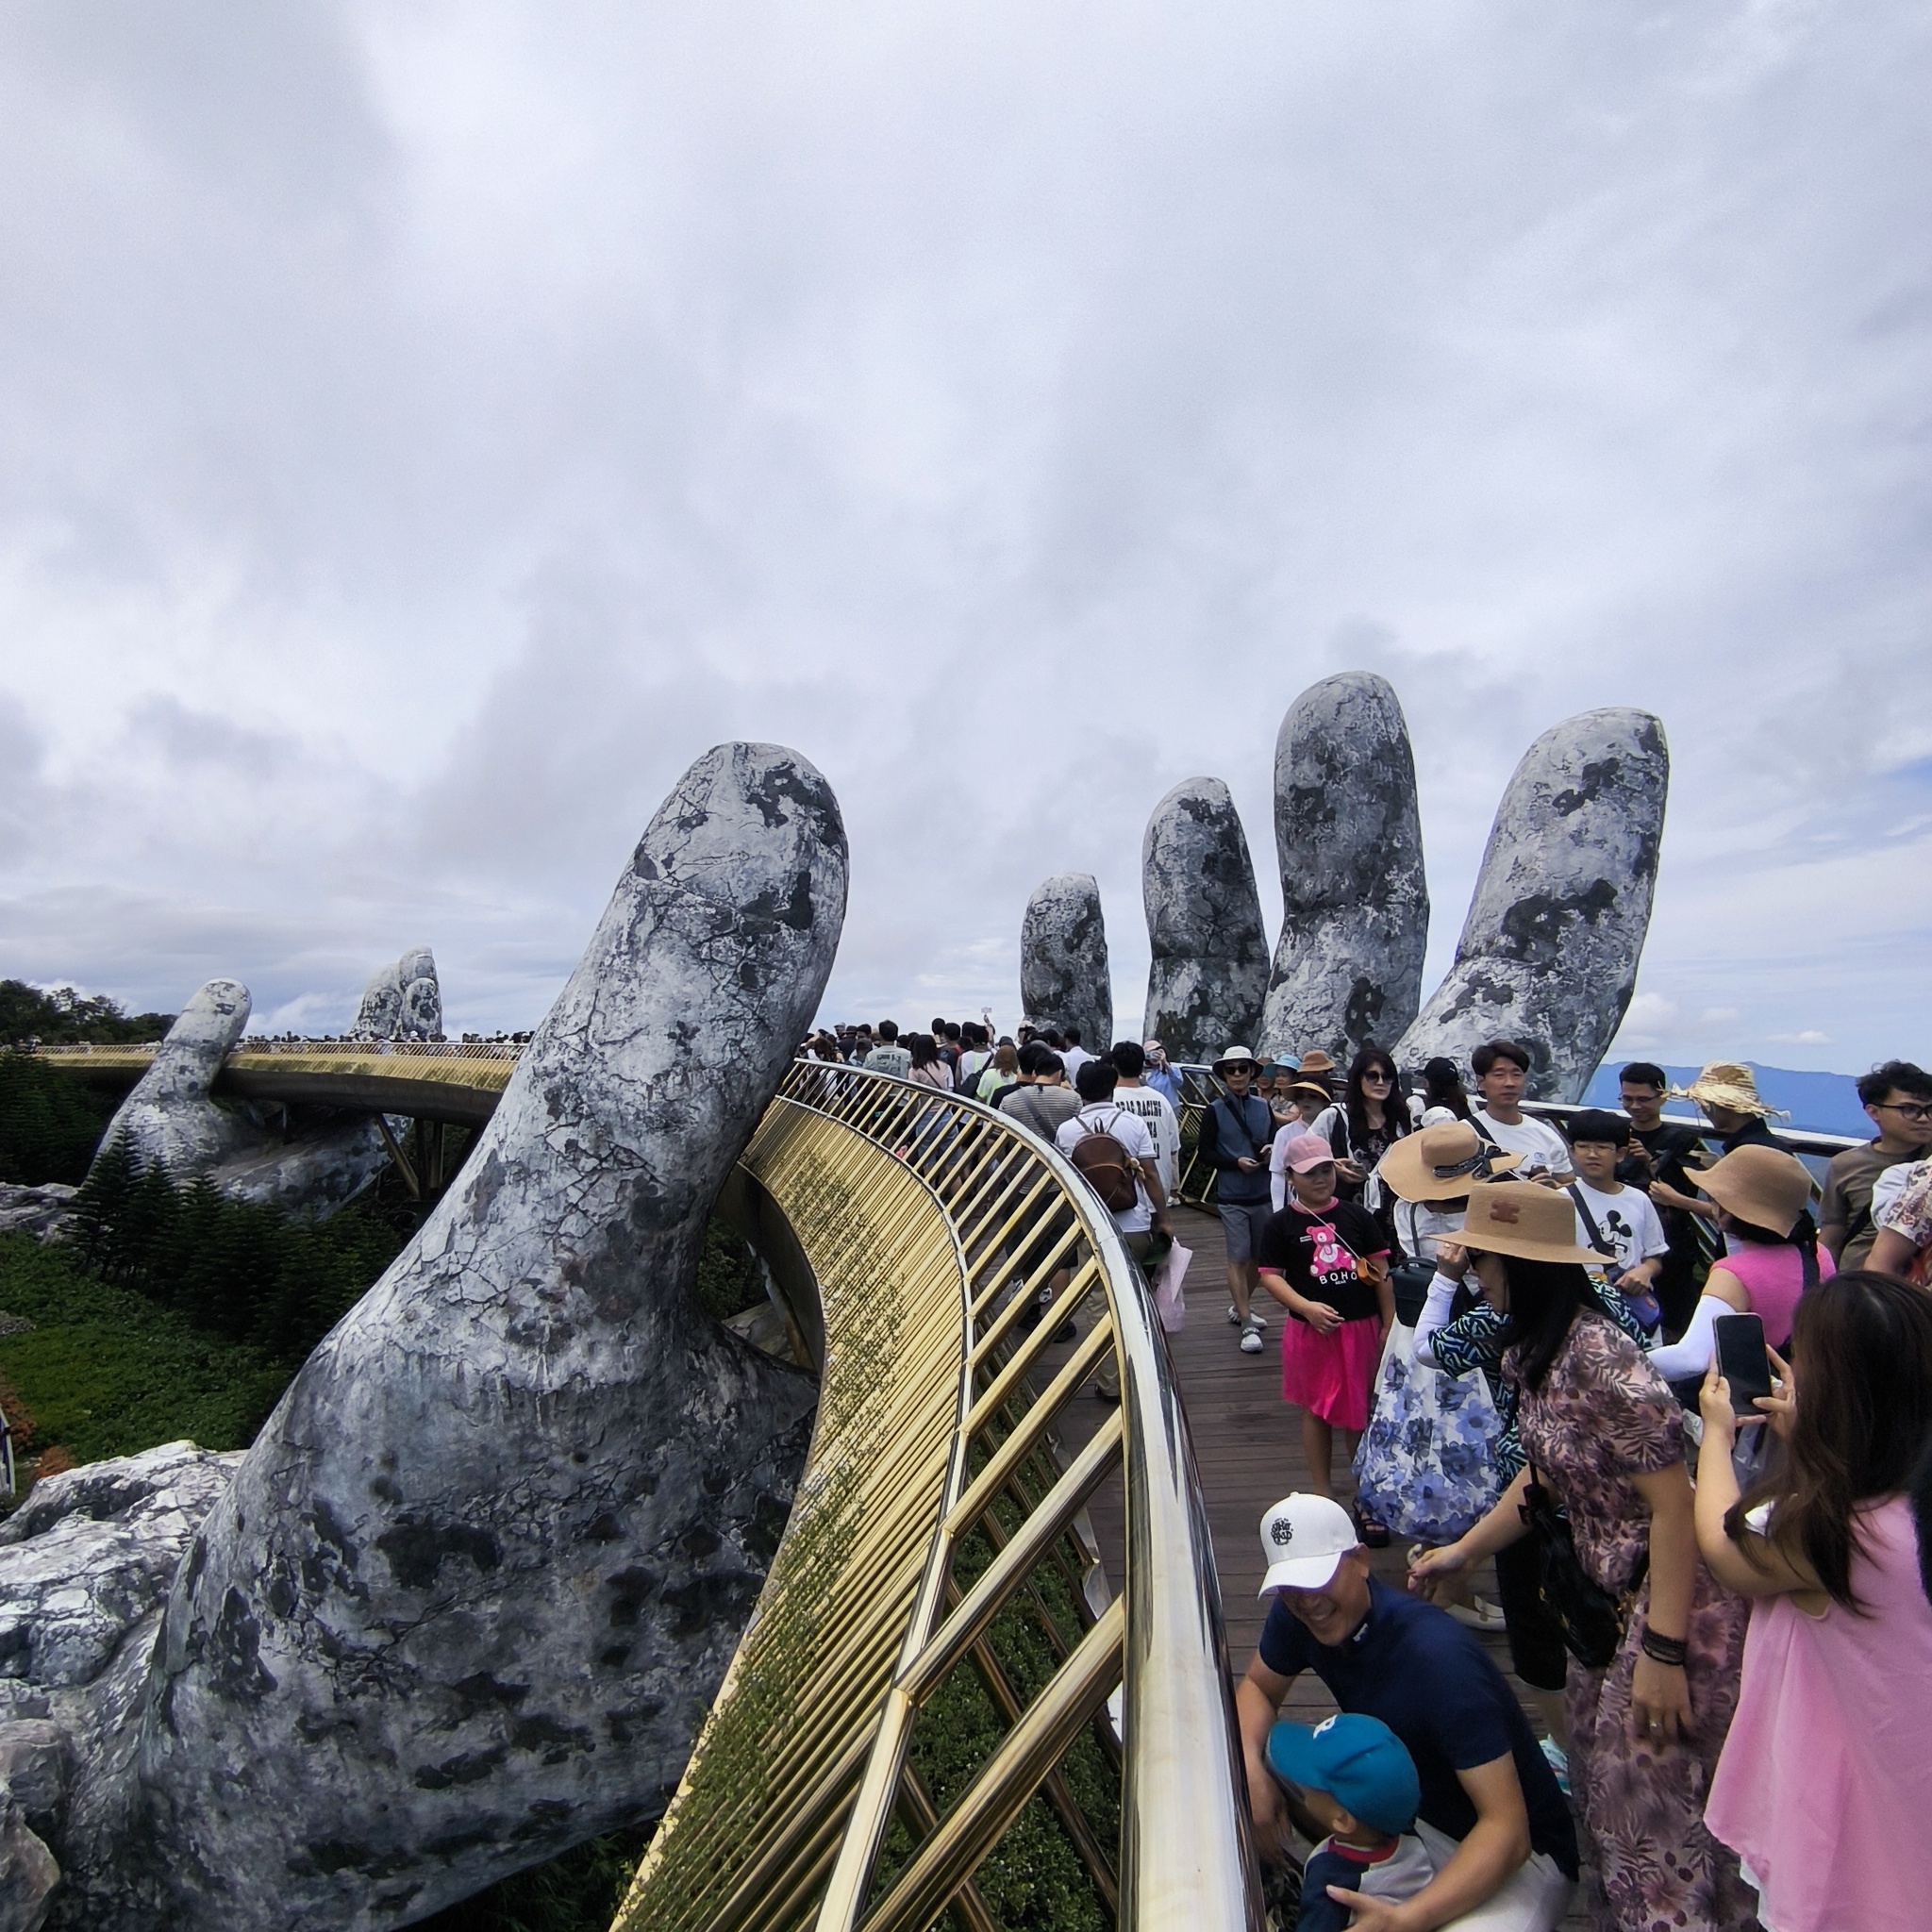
xmin=35 ymin=1043 xmax=1260 ymax=1929
xmin=28 ymin=1041 xmax=1855 ymax=1928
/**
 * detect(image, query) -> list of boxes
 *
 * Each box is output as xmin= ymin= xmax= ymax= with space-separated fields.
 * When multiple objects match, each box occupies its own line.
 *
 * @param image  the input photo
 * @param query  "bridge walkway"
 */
xmin=1052 ymin=1206 xmax=1593 ymax=1925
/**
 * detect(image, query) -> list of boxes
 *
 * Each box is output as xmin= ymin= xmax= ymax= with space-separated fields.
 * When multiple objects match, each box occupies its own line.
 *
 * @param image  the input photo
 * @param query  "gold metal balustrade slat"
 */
xmin=610 ymin=1062 xmax=1259 ymax=1932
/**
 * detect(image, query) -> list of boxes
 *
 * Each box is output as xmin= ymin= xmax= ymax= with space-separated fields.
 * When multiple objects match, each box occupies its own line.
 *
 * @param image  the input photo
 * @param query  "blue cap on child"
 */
xmin=1265 ymin=1713 xmax=1420 ymax=1837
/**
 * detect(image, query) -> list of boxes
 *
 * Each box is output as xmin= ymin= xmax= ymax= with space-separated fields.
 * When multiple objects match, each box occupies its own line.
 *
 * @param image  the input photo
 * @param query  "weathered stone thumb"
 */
xmin=91 ymin=980 xmax=253 ymax=1180
xmin=1395 ymin=708 xmax=1669 ymax=1100
xmin=60 ymin=745 xmax=847 ymax=1930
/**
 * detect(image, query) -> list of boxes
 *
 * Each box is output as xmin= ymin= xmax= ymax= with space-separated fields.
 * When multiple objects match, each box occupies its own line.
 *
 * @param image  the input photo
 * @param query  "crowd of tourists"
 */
xmin=815 ymin=1018 xmax=1932 ymax=1932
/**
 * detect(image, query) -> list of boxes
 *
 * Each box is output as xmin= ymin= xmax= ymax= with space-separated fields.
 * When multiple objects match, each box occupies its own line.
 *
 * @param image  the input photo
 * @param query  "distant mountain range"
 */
xmin=1580 ymin=1061 xmax=1871 ymax=1140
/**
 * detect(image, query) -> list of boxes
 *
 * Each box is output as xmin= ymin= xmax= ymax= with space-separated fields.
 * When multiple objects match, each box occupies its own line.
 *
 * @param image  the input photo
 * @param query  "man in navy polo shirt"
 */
xmin=1238 ymin=1494 xmax=1578 ymax=1932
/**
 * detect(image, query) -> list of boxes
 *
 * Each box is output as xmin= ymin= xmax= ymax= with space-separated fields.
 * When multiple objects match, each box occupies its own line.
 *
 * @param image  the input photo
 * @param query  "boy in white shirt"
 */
xmin=1107 ymin=1041 xmax=1181 ymax=1198
xmin=1565 ymin=1108 xmax=1671 ymax=1335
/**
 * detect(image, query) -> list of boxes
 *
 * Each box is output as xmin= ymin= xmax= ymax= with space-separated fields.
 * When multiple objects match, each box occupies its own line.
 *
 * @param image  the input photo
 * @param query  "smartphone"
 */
xmin=1712 ymin=1312 xmax=1773 ymax=1415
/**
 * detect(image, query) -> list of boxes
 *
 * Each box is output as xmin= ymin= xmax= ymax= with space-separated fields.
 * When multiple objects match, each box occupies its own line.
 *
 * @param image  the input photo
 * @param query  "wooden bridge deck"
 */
xmin=1050 ymin=1205 xmax=1591 ymax=1923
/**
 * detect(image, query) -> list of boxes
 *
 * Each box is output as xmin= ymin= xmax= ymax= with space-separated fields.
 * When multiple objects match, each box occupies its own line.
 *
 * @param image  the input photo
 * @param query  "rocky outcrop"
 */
xmin=1257 ymin=675 xmax=1428 ymax=1065
xmin=1396 ymin=709 xmax=1669 ymax=1100
xmin=350 ymin=947 xmax=441 ymax=1042
xmin=1141 ymin=779 xmax=1269 ymax=1062
xmin=1020 ymin=874 xmax=1112 ymax=1050
xmin=45 ymin=742 xmax=846 ymax=1930
xmin=0 ymin=1188 xmax=75 ymax=1244
xmin=0 ymin=1445 xmax=243 ymax=1932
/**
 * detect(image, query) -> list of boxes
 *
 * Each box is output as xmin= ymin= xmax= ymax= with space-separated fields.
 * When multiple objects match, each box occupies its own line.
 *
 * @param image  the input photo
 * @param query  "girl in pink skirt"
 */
xmin=1257 ymin=1135 xmax=1393 ymax=1527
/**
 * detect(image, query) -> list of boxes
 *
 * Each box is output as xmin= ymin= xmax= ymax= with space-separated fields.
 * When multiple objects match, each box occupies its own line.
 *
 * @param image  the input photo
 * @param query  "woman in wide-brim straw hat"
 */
xmin=1646 ymin=1145 xmax=1832 ymax=1386
xmin=1411 ymin=1180 xmax=1755 ymax=1931
xmin=1377 ymin=1119 xmax=1523 ymax=1205
xmin=1674 ymin=1060 xmax=1790 ymax=1149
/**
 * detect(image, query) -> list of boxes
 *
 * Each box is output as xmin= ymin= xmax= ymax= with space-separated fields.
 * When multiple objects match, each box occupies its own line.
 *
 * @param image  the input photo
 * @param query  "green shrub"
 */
xmin=0 ymin=1054 xmax=117 ymax=1187
xmin=0 ymin=1234 xmax=287 ymax=1461
xmin=414 ymin=1825 xmax=654 ymax=1932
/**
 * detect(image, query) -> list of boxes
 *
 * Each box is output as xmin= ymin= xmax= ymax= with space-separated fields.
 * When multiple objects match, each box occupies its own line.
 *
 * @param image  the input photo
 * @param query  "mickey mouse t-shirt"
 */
xmin=1256 ymin=1200 xmax=1389 ymax=1324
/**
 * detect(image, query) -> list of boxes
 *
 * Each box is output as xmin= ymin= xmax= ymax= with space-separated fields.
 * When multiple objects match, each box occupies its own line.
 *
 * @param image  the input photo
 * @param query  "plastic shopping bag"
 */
xmin=1153 ymin=1240 xmax=1192 ymax=1333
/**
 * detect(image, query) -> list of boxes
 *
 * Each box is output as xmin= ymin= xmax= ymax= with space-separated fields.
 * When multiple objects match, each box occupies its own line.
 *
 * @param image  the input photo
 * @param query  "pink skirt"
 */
xmin=1281 ymin=1315 xmax=1382 ymax=1431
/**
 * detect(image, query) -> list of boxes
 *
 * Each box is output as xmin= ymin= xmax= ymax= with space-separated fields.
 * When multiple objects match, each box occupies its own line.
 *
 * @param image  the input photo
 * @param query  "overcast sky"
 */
xmin=2 ymin=2 xmax=1927 ymax=1074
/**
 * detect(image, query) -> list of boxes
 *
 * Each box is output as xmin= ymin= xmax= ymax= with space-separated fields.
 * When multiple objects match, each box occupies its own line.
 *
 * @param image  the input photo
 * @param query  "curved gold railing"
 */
xmin=614 ymin=1061 xmax=1258 ymax=1932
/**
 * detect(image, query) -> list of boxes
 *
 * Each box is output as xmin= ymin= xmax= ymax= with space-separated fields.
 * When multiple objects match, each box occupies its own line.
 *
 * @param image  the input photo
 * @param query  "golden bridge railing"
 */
xmin=614 ymin=1060 xmax=1258 ymax=1932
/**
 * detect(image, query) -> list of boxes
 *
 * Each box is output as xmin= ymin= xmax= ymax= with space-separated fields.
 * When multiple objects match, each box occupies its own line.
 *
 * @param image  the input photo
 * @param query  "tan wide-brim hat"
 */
xmin=1285 ymin=1080 xmax=1334 ymax=1101
xmin=1695 ymin=1144 xmax=1816 ymax=1237
xmin=1377 ymin=1120 xmax=1524 ymax=1203
xmin=1671 ymin=1060 xmax=1788 ymax=1120
xmin=1457 ymin=1180 xmax=1602 ymax=1267
xmin=1296 ymin=1050 xmax=1338 ymax=1078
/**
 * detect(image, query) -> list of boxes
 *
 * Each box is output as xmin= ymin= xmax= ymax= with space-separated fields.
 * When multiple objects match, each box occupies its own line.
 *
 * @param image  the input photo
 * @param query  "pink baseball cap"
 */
xmin=1282 ymin=1134 xmax=1338 ymax=1174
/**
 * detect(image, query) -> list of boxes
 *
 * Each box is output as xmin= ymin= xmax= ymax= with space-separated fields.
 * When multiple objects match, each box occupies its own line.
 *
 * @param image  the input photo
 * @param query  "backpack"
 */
xmin=1068 ymin=1108 xmax=1141 ymax=1214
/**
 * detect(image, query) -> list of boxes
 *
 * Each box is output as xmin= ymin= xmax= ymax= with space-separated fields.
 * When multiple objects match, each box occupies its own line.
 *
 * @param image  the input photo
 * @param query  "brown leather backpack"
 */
xmin=1068 ymin=1108 xmax=1141 ymax=1215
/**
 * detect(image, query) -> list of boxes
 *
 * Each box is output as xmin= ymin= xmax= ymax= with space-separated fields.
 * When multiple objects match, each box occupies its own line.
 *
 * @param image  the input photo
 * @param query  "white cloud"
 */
xmin=0 ymin=3 xmax=1928 ymax=1073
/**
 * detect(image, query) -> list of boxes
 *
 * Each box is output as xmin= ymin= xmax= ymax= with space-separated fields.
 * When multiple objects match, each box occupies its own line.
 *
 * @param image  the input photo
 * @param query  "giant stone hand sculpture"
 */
xmin=349 ymin=946 xmax=441 ymax=1041
xmin=1020 ymin=873 xmax=1112 ymax=1049
xmin=1395 ymin=709 xmax=1669 ymax=1100
xmin=21 ymin=741 xmax=846 ymax=1930
xmin=1256 ymin=675 xmax=1428 ymax=1065
xmin=1140 ymin=779 xmax=1269 ymax=1062
xmin=91 ymin=948 xmax=446 ymax=1219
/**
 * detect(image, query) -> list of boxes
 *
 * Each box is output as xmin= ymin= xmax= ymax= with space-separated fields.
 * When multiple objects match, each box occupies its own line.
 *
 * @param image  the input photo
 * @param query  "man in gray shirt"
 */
xmin=862 ymin=1020 xmax=912 ymax=1080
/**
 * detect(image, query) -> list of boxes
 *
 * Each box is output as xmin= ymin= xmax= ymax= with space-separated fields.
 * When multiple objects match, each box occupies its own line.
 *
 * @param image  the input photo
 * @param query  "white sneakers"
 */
xmin=1240 ymin=1313 xmax=1266 ymax=1354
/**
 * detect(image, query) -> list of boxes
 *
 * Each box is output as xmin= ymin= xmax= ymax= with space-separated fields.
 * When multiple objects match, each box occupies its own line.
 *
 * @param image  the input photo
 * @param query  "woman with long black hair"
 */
xmin=1410 ymin=1182 xmax=1754 ymax=1932
xmin=1312 ymin=1045 xmax=1411 ymax=1236
xmin=1695 ymin=1271 xmax=1932 ymax=1932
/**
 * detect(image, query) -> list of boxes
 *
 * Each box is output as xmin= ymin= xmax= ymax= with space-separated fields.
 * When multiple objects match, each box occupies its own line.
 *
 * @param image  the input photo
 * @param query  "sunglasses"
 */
xmin=1360 ymin=1069 xmax=1393 ymax=1085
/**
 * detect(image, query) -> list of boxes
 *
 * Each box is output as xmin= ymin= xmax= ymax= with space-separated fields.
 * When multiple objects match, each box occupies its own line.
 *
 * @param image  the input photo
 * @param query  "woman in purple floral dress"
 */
xmin=1410 ymin=1182 xmax=1755 ymax=1932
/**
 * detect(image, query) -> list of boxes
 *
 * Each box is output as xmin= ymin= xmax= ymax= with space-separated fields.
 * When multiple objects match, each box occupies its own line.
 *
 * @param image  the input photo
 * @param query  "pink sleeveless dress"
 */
xmin=1704 ymin=1495 xmax=1932 ymax=1931
xmin=1710 ymin=1239 xmax=1834 ymax=1350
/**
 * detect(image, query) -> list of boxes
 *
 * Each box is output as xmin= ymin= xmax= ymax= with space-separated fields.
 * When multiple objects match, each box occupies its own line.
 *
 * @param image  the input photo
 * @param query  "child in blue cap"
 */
xmin=1264 ymin=1712 xmax=1438 ymax=1932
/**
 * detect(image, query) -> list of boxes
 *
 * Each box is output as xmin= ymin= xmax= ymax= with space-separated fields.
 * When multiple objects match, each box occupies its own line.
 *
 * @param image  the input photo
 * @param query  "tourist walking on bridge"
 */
xmin=1410 ymin=1183 xmax=1754 ymax=1932
xmin=1257 ymin=1135 xmax=1392 ymax=1524
xmin=1202 ymin=1044 xmax=1279 ymax=1355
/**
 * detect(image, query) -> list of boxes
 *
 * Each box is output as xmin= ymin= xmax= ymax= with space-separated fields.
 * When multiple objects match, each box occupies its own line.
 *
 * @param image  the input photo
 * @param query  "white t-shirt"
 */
xmin=1472 ymin=1108 xmax=1572 ymax=1177
xmin=1060 ymin=1045 xmax=1096 ymax=1082
xmin=1269 ymin=1119 xmax=1314 ymax=1213
xmin=862 ymin=1044 xmax=912 ymax=1079
xmin=1056 ymin=1102 xmax=1157 ymax=1233
xmin=1110 ymin=1083 xmax=1180 ymax=1197
xmin=1567 ymin=1178 xmax=1669 ymax=1277
xmin=1874 ymin=1158 xmax=1924 ymax=1229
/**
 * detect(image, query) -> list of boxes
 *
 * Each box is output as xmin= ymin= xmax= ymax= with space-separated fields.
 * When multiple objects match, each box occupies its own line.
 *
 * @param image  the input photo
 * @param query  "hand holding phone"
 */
xmin=1712 ymin=1312 xmax=1773 ymax=1418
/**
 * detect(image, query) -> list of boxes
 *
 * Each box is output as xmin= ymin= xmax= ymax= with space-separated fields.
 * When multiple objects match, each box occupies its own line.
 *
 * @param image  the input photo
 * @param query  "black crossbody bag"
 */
xmin=1521 ymin=1463 xmax=1648 ymax=1669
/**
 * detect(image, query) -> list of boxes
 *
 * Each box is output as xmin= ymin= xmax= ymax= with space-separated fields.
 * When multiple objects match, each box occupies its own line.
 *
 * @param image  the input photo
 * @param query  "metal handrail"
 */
xmin=21 ymin=1037 xmax=528 ymax=1060
xmin=612 ymin=1060 xmax=1258 ymax=1932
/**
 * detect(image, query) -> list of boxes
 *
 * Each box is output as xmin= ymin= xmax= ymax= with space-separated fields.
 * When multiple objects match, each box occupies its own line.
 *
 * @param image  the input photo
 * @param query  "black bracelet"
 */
xmin=1640 ymin=1628 xmax=1689 ymax=1668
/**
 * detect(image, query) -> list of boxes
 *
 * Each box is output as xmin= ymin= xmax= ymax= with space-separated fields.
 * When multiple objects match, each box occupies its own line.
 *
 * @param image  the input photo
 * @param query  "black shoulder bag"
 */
xmin=1520 ymin=1463 xmax=1648 ymax=1670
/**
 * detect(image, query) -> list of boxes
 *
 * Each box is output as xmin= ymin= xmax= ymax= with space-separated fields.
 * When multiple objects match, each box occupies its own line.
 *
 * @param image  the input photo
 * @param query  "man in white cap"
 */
xmin=1240 ymin=1494 xmax=1578 ymax=1931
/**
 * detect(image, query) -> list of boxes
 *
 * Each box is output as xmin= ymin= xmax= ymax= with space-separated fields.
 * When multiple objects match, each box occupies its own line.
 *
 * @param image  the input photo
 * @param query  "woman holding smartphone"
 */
xmin=1694 ymin=1271 xmax=1932 ymax=1932
xmin=1409 ymin=1182 xmax=1754 ymax=1931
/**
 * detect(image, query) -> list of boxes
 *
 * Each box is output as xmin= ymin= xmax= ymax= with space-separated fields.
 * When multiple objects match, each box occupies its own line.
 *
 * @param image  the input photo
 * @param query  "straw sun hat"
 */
xmin=1376 ymin=1121 xmax=1523 ymax=1203
xmin=1454 ymin=1181 xmax=1603 ymax=1267
xmin=1693 ymin=1144 xmax=1816 ymax=1237
xmin=1672 ymin=1060 xmax=1789 ymax=1120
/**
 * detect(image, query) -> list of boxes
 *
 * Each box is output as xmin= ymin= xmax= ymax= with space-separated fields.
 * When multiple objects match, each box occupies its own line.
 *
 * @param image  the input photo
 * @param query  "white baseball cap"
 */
xmin=1257 ymin=1493 xmax=1360 ymax=1594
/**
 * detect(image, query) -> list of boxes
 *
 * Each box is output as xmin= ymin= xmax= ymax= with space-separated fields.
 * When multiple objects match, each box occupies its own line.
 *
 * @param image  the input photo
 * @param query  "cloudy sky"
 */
xmin=2 ymin=2 xmax=1927 ymax=1074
